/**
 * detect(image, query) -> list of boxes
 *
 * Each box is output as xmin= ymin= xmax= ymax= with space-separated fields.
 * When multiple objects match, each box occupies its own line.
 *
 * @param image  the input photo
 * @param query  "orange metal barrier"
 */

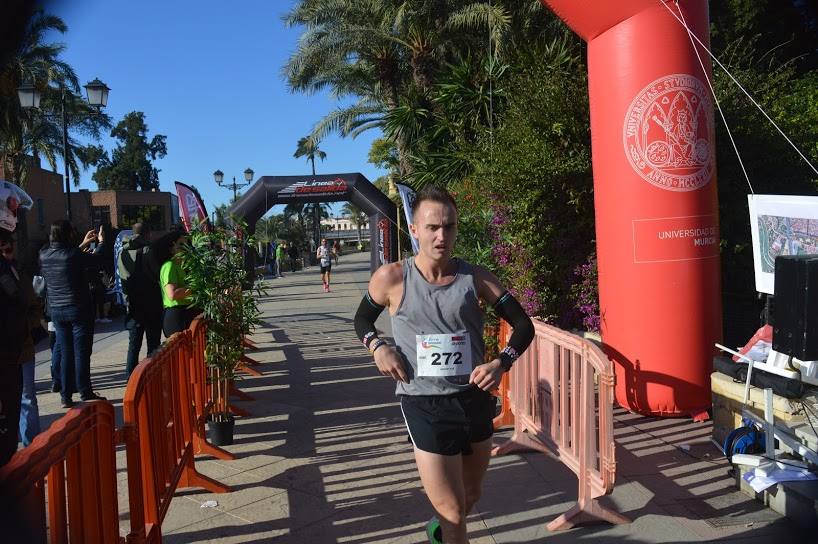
xmin=122 ymin=331 xmax=230 ymax=543
xmin=491 ymin=319 xmax=515 ymax=429
xmin=189 ymin=318 xmax=236 ymax=460
xmin=492 ymin=319 xmax=629 ymax=531
xmin=0 ymin=402 xmax=126 ymax=543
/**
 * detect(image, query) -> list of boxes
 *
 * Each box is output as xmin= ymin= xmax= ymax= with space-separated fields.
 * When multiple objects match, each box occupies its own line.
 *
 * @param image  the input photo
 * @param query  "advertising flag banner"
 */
xmin=396 ymin=184 xmax=419 ymax=254
xmin=175 ymin=181 xmax=209 ymax=232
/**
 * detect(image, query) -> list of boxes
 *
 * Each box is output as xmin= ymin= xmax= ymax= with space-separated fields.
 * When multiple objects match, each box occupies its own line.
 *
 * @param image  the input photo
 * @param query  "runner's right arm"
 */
xmin=354 ymin=263 xmax=408 ymax=383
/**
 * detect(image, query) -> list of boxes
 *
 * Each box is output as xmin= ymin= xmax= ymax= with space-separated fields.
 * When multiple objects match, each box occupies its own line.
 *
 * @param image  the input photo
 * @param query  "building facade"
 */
xmin=1 ymin=156 xmax=180 ymax=247
xmin=70 ymin=189 xmax=178 ymax=236
xmin=0 ymin=156 xmax=65 ymax=244
xmin=321 ymin=215 xmax=370 ymax=244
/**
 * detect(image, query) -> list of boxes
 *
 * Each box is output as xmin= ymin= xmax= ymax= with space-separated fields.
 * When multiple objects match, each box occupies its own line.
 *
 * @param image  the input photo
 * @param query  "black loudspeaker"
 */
xmin=772 ymin=255 xmax=818 ymax=360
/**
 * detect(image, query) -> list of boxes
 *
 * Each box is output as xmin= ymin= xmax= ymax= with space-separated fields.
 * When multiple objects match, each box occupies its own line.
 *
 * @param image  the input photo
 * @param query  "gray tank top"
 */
xmin=391 ymin=257 xmax=485 ymax=396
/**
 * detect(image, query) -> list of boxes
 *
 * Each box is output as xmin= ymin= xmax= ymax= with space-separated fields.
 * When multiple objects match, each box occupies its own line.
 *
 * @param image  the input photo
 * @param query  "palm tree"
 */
xmin=294 ymin=136 xmax=326 ymax=176
xmin=283 ymin=203 xmax=307 ymax=233
xmin=294 ymin=135 xmax=328 ymax=248
xmin=283 ymin=0 xmax=522 ymax=186
xmin=341 ymin=202 xmax=368 ymax=245
xmin=0 ymin=9 xmax=110 ymax=258
xmin=1 ymin=10 xmax=110 ymax=188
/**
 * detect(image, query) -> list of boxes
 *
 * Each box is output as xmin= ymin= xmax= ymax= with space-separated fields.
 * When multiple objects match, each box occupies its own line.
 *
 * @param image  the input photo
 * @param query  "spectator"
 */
xmin=0 ymin=181 xmax=34 ymax=465
xmin=91 ymin=223 xmax=115 ymax=323
xmin=0 ymin=228 xmax=26 ymax=466
xmin=333 ymin=240 xmax=341 ymax=264
xmin=275 ymin=241 xmax=285 ymax=278
xmin=35 ymin=241 xmax=65 ymax=394
xmin=288 ymin=242 xmax=299 ymax=271
xmin=1 ymin=236 xmax=44 ymax=447
xmin=155 ymin=231 xmax=197 ymax=337
xmin=119 ymin=222 xmax=163 ymax=377
xmin=40 ymin=220 xmax=108 ymax=408
xmin=267 ymin=240 xmax=277 ymax=277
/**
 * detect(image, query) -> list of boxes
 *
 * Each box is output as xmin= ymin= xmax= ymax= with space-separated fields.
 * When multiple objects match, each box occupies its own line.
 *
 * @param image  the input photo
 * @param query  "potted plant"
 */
xmin=180 ymin=222 xmax=264 ymax=445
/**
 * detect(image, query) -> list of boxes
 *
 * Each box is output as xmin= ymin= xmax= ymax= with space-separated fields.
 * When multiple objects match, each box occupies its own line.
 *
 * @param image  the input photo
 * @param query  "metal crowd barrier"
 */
xmin=122 ymin=331 xmax=230 ymax=543
xmin=492 ymin=318 xmax=629 ymax=531
xmin=0 ymin=319 xmax=242 ymax=543
xmin=0 ymin=402 xmax=124 ymax=543
xmin=492 ymin=320 xmax=515 ymax=429
xmin=189 ymin=317 xmax=236 ymax=460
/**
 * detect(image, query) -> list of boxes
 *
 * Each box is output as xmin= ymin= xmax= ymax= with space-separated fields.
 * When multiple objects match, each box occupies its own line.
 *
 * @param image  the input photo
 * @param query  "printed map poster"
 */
xmin=748 ymin=194 xmax=818 ymax=294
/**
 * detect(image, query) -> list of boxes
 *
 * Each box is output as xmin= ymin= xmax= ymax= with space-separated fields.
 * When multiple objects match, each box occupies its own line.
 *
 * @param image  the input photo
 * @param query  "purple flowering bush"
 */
xmin=452 ymin=50 xmax=598 ymax=330
xmin=571 ymin=254 xmax=600 ymax=332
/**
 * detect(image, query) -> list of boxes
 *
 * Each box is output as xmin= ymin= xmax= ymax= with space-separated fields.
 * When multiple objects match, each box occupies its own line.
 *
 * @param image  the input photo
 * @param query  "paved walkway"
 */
xmin=33 ymin=250 xmax=808 ymax=542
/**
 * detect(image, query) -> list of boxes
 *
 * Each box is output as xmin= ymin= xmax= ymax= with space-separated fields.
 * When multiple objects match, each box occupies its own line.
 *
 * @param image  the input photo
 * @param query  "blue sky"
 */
xmin=49 ymin=0 xmax=386 ymax=217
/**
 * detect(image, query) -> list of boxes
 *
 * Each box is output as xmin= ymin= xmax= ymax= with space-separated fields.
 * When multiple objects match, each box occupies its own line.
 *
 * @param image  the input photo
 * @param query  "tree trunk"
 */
xmin=313 ymin=204 xmax=320 ymax=250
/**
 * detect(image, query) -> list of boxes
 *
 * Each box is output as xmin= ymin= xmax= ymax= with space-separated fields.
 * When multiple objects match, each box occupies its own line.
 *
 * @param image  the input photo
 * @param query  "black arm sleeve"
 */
xmin=354 ymin=291 xmax=386 ymax=349
xmin=494 ymin=291 xmax=535 ymax=362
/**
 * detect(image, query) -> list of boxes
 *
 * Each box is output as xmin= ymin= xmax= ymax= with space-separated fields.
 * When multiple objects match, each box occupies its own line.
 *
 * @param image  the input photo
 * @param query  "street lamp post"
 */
xmin=214 ymin=168 xmax=254 ymax=202
xmin=17 ymin=78 xmax=110 ymax=221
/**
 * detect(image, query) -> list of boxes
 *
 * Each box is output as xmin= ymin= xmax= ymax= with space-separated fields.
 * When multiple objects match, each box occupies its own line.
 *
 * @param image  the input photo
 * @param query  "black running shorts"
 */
xmin=399 ymin=387 xmax=497 ymax=456
xmin=320 ymin=264 xmax=332 ymax=274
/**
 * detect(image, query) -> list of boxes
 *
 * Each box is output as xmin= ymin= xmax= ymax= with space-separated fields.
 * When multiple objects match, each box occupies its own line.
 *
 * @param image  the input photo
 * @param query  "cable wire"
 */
xmin=669 ymin=1 xmax=754 ymax=194
xmin=662 ymin=0 xmax=818 ymax=180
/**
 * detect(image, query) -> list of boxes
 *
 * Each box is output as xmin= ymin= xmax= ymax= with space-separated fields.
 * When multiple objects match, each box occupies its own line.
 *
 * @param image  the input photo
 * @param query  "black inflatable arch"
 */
xmin=228 ymin=173 xmax=398 ymax=273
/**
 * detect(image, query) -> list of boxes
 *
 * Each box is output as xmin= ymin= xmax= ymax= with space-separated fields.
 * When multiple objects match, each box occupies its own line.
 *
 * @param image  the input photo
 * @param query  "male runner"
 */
xmin=317 ymin=238 xmax=334 ymax=292
xmin=354 ymin=185 xmax=534 ymax=544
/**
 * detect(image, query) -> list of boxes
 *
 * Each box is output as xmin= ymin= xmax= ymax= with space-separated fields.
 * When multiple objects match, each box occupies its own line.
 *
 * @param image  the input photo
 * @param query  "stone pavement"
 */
xmin=32 ymin=250 xmax=809 ymax=542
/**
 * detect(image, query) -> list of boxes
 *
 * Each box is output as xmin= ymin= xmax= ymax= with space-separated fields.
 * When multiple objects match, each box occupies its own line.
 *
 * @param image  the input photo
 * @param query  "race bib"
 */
xmin=416 ymin=333 xmax=472 ymax=377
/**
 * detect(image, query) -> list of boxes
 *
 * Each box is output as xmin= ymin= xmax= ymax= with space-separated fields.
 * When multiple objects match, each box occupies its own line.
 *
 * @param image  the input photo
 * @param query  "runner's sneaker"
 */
xmin=425 ymin=517 xmax=442 ymax=544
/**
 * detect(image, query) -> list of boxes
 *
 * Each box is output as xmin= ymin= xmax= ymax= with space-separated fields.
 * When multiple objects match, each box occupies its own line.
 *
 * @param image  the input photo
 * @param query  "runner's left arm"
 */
xmin=474 ymin=266 xmax=535 ymax=372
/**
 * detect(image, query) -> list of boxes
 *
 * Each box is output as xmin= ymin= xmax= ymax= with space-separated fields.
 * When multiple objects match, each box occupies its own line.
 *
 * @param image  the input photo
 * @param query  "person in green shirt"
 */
xmin=275 ymin=242 xmax=285 ymax=278
xmin=154 ymin=231 xmax=197 ymax=337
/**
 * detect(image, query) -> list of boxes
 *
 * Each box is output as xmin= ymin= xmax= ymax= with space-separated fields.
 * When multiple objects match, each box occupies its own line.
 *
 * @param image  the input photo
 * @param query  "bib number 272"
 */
xmin=430 ymin=352 xmax=463 ymax=366
xmin=416 ymin=333 xmax=472 ymax=377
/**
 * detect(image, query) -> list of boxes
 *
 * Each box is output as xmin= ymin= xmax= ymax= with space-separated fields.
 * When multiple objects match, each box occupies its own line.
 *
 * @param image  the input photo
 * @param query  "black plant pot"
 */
xmin=207 ymin=415 xmax=235 ymax=446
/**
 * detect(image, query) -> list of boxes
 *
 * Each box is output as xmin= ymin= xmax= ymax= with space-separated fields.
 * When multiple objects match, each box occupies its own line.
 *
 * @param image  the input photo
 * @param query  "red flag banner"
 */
xmin=175 ymin=181 xmax=209 ymax=232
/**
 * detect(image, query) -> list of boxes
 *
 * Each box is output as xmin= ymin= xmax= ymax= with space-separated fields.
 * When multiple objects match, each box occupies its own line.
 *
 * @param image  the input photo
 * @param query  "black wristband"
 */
xmin=494 ymin=292 xmax=535 ymax=366
xmin=499 ymin=346 xmax=519 ymax=372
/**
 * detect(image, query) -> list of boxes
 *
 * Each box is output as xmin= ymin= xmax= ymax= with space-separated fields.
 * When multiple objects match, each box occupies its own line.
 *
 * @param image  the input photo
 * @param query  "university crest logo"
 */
xmin=623 ymin=74 xmax=714 ymax=192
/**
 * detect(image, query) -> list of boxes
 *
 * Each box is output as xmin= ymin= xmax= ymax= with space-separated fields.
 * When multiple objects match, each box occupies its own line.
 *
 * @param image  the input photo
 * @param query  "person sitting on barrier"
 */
xmin=156 ymin=231 xmax=197 ymax=337
xmin=354 ymin=185 xmax=535 ymax=544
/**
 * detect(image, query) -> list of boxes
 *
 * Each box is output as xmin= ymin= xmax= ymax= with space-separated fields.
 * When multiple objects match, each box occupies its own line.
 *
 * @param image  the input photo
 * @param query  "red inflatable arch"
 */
xmin=542 ymin=0 xmax=721 ymax=418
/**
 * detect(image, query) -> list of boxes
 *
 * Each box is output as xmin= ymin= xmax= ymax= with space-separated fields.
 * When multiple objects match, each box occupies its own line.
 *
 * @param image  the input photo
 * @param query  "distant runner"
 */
xmin=354 ymin=185 xmax=534 ymax=544
xmin=317 ymin=238 xmax=335 ymax=292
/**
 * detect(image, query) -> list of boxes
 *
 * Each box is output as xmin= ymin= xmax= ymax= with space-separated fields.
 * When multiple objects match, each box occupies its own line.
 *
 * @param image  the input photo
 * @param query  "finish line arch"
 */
xmin=228 ymin=173 xmax=398 ymax=273
xmin=543 ymin=0 xmax=720 ymax=418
